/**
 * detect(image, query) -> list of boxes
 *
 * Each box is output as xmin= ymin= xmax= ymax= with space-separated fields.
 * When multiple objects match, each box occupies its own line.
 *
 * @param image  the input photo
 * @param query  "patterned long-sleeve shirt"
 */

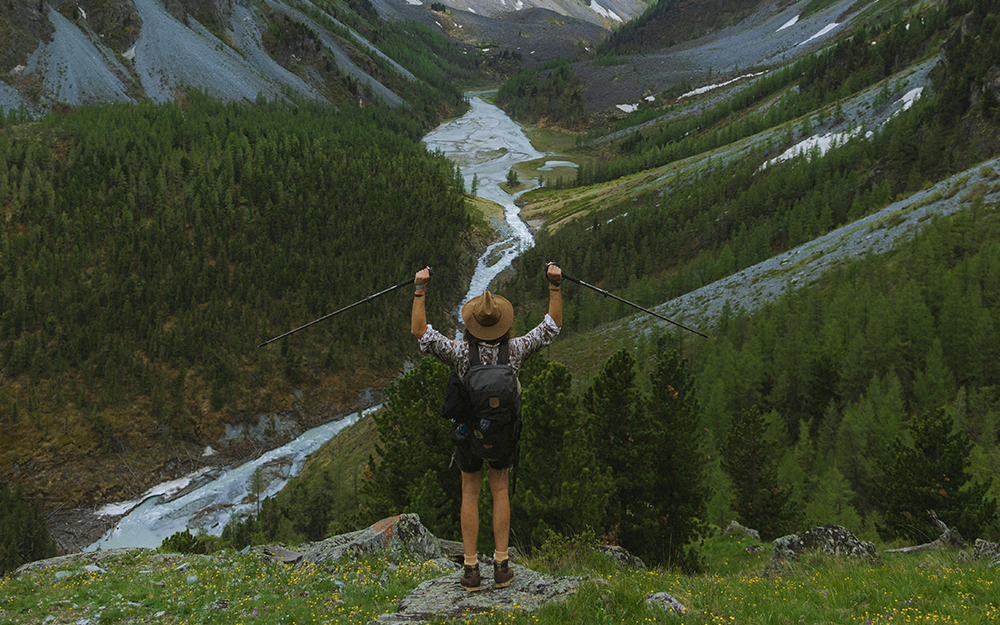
xmin=418 ymin=314 xmax=560 ymax=379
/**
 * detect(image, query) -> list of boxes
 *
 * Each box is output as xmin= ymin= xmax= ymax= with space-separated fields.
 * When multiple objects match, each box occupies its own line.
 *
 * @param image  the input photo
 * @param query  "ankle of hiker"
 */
xmin=494 ymin=550 xmax=508 ymax=564
xmin=464 ymin=554 xmax=478 ymax=567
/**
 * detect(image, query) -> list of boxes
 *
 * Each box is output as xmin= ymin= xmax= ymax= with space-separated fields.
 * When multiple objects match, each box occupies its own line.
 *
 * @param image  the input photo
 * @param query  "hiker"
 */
xmin=410 ymin=264 xmax=563 ymax=591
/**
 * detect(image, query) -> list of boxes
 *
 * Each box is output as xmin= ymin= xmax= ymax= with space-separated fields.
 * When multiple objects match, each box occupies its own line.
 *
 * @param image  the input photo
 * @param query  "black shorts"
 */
xmin=454 ymin=443 xmax=515 ymax=473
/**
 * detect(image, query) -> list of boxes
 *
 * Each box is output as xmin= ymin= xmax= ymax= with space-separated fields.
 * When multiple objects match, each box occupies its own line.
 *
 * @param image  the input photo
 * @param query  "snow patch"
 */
xmin=798 ymin=23 xmax=839 ymax=46
xmin=765 ymin=127 xmax=862 ymax=168
xmin=678 ymin=72 xmax=766 ymax=100
xmin=515 ymin=0 xmax=524 ymax=9
xmin=777 ymin=15 xmax=799 ymax=31
xmin=897 ymin=87 xmax=923 ymax=112
xmin=590 ymin=1 xmax=623 ymax=22
xmin=405 ymin=0 xmax=422 ymax=5
xmin=617 ymin=103 xmax=639 ymax=113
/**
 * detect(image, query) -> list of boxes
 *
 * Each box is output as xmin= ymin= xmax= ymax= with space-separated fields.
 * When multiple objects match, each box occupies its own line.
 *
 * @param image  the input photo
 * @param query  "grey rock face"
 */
xmin=768 ymin=525 xmax=883 ymax=574
xmin=973 ymin=539 xmax=1000 ymax=567
xmin=595 ymin=544 xmax=646 ymax=570
xmin=297 ymin=514 xmax=444 ymax=565
xmin=372 ymin=563 xmax=587 ymax=624
xmin=723 ymin=520 xmax=761 ymax=542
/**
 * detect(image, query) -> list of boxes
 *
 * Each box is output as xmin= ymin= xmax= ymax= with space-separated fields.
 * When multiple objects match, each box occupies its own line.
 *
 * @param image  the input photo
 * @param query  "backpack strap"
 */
xmin=469 ymin=341 xmax=481 ymax=368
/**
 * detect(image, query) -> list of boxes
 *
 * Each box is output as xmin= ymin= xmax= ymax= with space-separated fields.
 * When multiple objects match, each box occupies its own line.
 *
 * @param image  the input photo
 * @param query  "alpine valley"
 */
xmin=3 ymin=0 xmax=1000 ymax=622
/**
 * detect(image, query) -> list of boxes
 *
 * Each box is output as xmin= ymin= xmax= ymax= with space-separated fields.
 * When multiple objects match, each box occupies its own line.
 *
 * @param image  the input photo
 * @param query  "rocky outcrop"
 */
xmin=253 ymin=514 xmax=590 ymax=623
xmin=595 ymin=544 xmax=646 ymax=570
xmin=49 ymin=0 xmax=142 ymax=52
xmin=0 ymin=0 xmax=53 ymax=72
xmin=293 ymin=514 xmax=443 ymax=565
xmin=373 ymin=563 xmax=587 ymax=624
xmin=766 ymin=525 xmax=882 ymax=575
xmin=972 ymin=539 xmax=1000 ymax=568
xmin=723 ymin=520 xmax=761 ymax=541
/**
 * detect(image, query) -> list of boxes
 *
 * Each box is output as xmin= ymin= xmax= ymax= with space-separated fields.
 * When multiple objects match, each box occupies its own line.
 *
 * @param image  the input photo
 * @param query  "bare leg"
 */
xmin=488 ymin=467 xmax=510 ymax=556
xmin=461 ymin=470 xmax=483 ymax=564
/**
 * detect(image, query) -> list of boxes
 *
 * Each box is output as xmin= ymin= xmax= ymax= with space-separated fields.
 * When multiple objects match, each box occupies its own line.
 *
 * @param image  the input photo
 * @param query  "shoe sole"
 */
xmin=462 ymin=585 xmax=482 ymax=592
xmin=494 ymin=580 xmax=512 ymax=589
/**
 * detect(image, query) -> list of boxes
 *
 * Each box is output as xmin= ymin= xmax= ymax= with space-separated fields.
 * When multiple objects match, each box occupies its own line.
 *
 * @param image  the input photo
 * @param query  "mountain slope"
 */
xmin=0 ymin=0 xmax=476 ymax=113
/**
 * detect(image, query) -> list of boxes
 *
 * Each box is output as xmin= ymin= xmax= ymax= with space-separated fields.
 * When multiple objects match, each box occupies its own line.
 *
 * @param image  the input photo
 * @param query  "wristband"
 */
xmin=415 ymin=283 xmax=427 ymax=292
xmin=414 ymin=292 xmax=424 ymax=298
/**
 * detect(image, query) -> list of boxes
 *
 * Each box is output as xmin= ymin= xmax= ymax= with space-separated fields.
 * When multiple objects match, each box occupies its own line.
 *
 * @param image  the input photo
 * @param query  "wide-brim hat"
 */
xmin=461 ymin=291 xmax=514 ymax=341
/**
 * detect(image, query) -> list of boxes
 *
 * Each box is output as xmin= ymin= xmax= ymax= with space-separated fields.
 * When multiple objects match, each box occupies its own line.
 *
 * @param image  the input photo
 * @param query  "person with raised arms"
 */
xmin=410 ymin=263 xmax=563 ymax=592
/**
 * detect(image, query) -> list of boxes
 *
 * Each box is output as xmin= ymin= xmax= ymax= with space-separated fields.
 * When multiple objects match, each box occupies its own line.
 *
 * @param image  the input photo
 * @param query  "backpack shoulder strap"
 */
xmin=469 ymin=341 xmax=481 ymax=368
xmin=498 ymin=340 xmax=509 ymax=365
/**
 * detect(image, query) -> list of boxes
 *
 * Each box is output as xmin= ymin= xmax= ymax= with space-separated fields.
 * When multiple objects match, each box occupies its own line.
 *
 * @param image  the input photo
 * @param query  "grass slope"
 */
xmin=2 ymin=533 xmax=998 ymax=624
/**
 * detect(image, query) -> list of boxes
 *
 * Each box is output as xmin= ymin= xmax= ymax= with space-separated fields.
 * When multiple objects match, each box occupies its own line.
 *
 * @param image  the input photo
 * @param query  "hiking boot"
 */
xmin=493 ymin=559 xmax=514 ymax=588
xmin=460 ymin=564 xmax=481 ymax=592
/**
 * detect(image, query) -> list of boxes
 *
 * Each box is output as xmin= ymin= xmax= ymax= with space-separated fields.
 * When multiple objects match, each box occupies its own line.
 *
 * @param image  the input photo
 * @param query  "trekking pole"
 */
xmin=552 ymin=263 xmax=709 ymax=339
xmin=257 ymin=268 xmax=432 ymax=348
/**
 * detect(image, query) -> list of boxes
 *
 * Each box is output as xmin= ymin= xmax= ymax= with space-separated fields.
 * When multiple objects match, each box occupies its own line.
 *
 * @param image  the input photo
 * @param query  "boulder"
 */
xmin=973 ymin=539 xmax=1000 ymax=567
xmin=371 ymin=562 xmax=587 ymax=624
xmin=767 ymin=525 xmax=882 ymax=574
xmin=296 ymin=514 xmax=443 ymax=566
xmin=722 ymin=520 xmax=760 ymax=541
xmin=646 ymin=591 xmax=687 ymax=615
xmin=594 ymin=545 xmax=646 ymax=570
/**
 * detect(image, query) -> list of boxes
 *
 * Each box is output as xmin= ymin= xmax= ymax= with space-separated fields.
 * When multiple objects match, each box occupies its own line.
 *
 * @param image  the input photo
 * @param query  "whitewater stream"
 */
xmin=86 ymin=94 xmax=542 ymax=551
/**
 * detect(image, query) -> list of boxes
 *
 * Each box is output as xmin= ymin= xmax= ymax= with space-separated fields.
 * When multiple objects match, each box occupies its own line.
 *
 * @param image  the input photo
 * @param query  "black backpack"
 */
xmin=442 ymin=341 xmax=522 ymax=468
xmin=462 ymin=341 xmax=521 ymax=460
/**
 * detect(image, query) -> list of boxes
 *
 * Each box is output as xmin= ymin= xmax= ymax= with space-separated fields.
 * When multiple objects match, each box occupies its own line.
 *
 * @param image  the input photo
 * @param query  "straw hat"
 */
xmin=461 ymin=291 xmax=514 ymax=341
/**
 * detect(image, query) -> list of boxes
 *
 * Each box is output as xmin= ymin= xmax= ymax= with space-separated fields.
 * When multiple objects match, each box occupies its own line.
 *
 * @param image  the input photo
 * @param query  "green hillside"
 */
xmin=0 ymin=92 xmax=479 ymax=511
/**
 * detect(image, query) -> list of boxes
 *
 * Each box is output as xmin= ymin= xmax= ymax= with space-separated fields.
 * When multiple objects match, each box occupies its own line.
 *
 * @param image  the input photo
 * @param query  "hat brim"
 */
xmin=461 ymin=293 xmax=514 ymax=341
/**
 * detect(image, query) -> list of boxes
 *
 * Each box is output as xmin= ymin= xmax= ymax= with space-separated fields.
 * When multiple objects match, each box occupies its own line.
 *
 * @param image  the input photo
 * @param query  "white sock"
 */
xmin=494 ymin=550 xmax=508 ymax=563
xmin=464 ymin=554 xmax=478 ymax=567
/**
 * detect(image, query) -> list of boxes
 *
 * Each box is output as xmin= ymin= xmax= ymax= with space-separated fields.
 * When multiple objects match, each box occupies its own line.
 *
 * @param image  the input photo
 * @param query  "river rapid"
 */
xmin=84 ymin=94 xmax=542 ymax=551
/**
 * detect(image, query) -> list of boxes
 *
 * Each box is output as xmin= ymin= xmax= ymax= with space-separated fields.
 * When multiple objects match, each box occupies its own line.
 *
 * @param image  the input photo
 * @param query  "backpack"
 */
xmin=441 ymin=341 xmax=522 ymax=461
xmin=462 ymin=341 xmax=521 ymax=461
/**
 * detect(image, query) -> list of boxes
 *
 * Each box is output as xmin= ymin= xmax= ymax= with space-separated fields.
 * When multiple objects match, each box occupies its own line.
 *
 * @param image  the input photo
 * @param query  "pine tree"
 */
xmin=641 ymin=347 xmax=710 ymax=570
xmin=722 ymin=406 xmax=799 ymax=540
xmin=355 ymin=358 xmax=458 ymax=538
xmin=514 ymin=360 xmax=611 ymax=546
xmin=0 ymin=482 xmax=57 ymax=574
xmin=878 ymin=409 xmax=997 ymax=542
